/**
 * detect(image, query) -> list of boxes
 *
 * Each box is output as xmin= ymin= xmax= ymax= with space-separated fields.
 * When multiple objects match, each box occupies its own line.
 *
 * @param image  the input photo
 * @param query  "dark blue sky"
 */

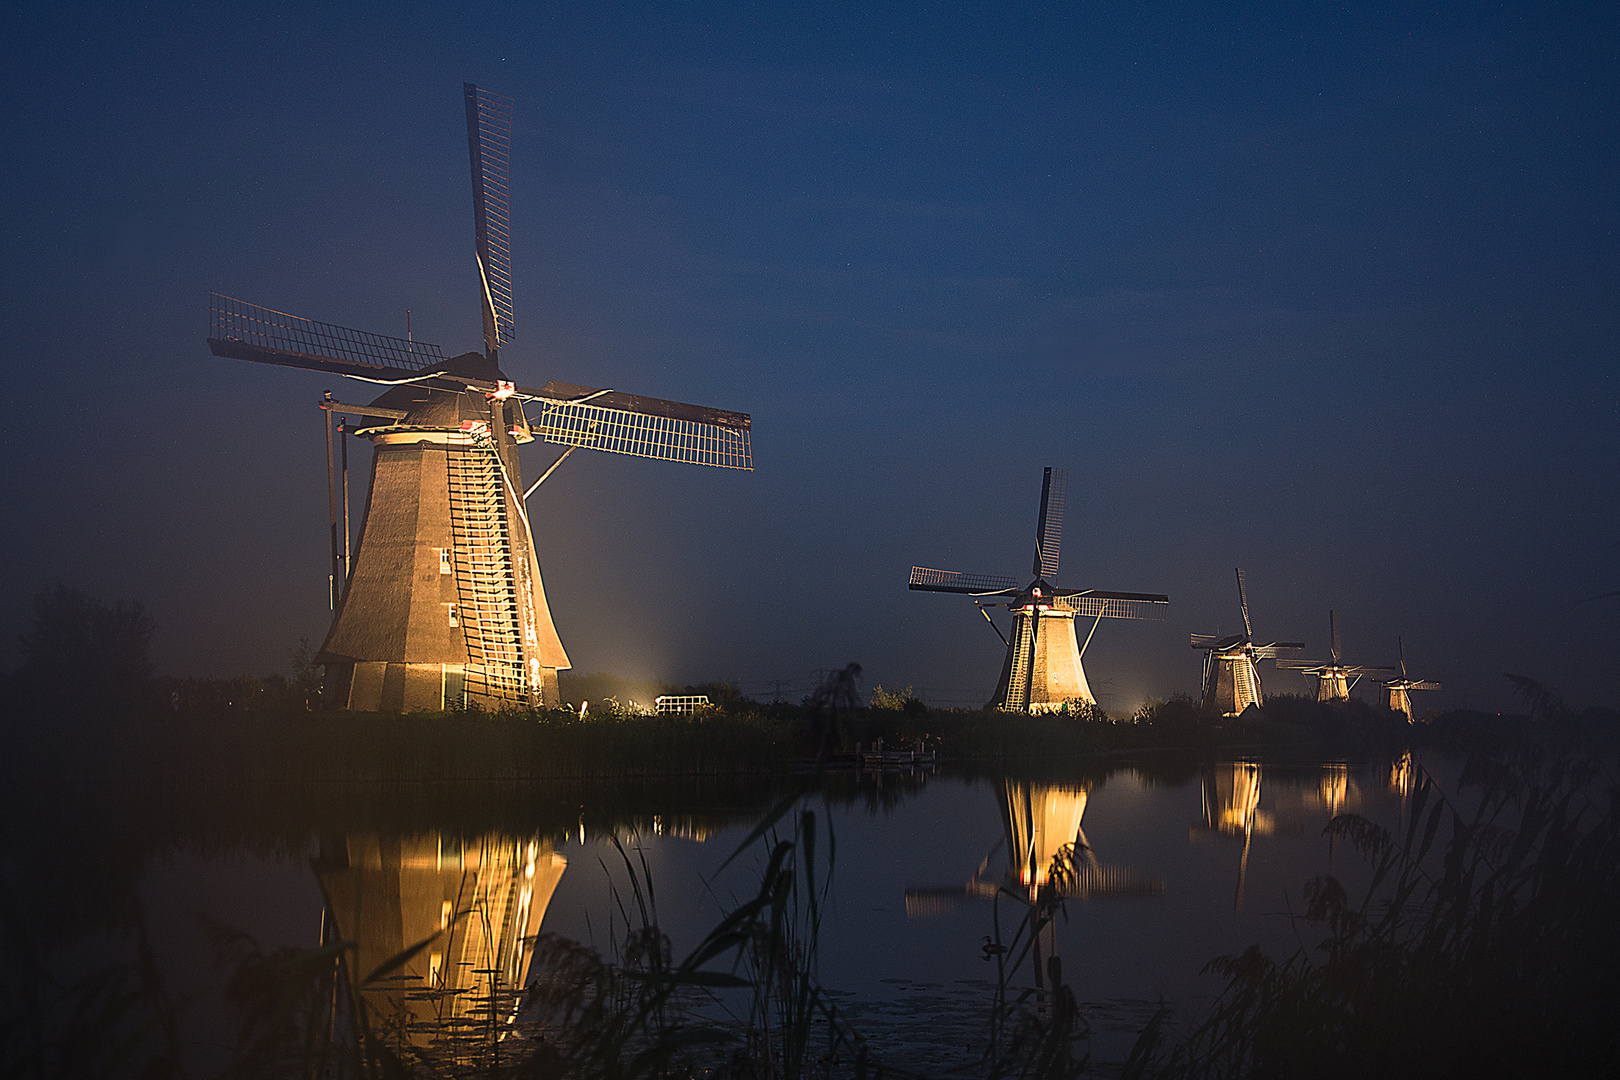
xmin=3 ymin=1 xmax=1616 ymax=711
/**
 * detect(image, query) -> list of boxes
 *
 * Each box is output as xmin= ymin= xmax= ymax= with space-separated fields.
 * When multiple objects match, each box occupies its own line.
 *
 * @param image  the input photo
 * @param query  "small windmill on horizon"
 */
xmin=1275 ymin=611 xmax=1392 ymax=701
xmin=1191 ymin=569 xmax=1304 ymax=715
xmin=908 ymin=467 xmax=1168 ymax=712
xmin=1382 ymin=637 xmax=1440 ymax=720
xmin=206 ymin=85 xmax=752 ymax=712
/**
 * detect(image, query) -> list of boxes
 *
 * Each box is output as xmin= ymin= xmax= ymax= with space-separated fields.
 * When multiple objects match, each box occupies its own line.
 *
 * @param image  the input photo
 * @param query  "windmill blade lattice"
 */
xmin=1055 ymin=592 xmax=1168 ymax=620
xmin=526 ymin=394 xmax=752 ymax=470
xmin=909 ymin=567 xmax=1021 ymax=595
xmin=1034 ymin=467 xmax=1068 ymax=578
xmin=465 ymin=83 xmax=514 ymax=353
xmin=208 ymin=293 xmax=447 ymax=378
xmin=1236 ymin=568 xmax=1253 ymax=639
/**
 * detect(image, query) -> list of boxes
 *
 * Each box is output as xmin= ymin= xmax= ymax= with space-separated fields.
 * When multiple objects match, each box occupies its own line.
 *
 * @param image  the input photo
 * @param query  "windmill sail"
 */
xmin=1035 ymin=467 xmax=1068 ymax=578
xmin=1054 ymin=591 xmax=1169 ymax=620
xmin=465 ymin=84 xmax=514 ymax=354
xmin=208 ymin=293 xmax=447 ymax=379
xmin=909 ymin=567 xmax=1021 ymax=594
xmin=523 ymin=381 xmax=752 ymax=469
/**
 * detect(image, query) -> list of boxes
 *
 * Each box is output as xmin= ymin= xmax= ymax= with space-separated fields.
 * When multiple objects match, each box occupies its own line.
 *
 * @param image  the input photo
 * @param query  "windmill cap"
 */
xmin=362 ymin=381 xmax=510 ymax=430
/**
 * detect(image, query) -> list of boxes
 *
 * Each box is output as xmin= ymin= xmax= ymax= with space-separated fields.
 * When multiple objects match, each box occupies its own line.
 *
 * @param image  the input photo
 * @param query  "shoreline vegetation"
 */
xmin=5 ymin=585 xmax=1615 ymax=787
xmin=8 ymin=668 xmax=1617 ymax=787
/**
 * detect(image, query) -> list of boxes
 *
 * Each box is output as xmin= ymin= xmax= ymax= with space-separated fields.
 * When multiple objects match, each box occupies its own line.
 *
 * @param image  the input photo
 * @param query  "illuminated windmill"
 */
xmin=207 ymin=85 xmax=751 ymax=711
xmin=908 ymin=467 xmax=1168 ymax=711
xmin=1382 ymin=637 xmax=1440 ymax=719
xmin=1190 ymin=569 xmax=1304 ymax=715
xmin=1275 ymin=611 xmax=1392 ymax=701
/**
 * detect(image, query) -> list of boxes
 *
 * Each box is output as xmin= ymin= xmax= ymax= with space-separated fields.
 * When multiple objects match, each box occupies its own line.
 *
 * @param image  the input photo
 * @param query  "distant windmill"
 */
xmin=1190 ymin=569 xmax=1304 ymax=715
xmin=908 ymin=467 xmax=1168 ymax=711
xmin=1275 ymin=611 xmax=1392 ymax=701
xmin=206 ymin=85 xmax=751 ymax=712
xmin=1382 ymin=637 xmax=1440 ymax=720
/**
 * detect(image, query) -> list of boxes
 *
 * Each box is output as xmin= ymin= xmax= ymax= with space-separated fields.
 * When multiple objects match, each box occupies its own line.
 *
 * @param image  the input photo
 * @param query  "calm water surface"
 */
xmin=110 ymin=755 xmax=1421 ymax=1072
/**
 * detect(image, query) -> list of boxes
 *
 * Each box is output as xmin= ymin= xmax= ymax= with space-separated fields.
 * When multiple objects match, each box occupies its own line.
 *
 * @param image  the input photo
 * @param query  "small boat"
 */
xmin=858 ymin=738 xmax=938 ymax=768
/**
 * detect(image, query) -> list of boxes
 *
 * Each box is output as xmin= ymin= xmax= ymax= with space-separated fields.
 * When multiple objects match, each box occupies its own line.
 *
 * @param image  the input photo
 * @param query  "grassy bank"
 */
xmin=2 ymin=684 xmax=1575 ymax=789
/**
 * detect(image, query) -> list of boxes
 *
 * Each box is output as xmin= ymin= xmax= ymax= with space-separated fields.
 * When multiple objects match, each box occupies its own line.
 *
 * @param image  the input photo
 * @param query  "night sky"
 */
xmin=3 ymin=2 xmax=1616 ymax=712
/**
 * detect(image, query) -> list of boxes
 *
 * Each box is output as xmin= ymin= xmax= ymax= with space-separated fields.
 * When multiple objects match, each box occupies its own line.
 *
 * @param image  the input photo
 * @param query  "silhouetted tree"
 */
xmin=14 ymin=581 xmax=156 ymax=715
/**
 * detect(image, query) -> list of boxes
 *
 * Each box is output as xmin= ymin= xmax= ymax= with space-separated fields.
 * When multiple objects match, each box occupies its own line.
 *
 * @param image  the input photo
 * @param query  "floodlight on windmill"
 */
xmin=1381 ymin=637 xmax=1440 ymax=720
xmin=1274 ymin=611 xmax=1393 ymax=702
xmin=908 ymin=467 xmax=1168 ymax=712
xmin=206 ymin=84 xmax=751 ymax=714
xmin=1190 ymin=569 xmax=1305 ymax=715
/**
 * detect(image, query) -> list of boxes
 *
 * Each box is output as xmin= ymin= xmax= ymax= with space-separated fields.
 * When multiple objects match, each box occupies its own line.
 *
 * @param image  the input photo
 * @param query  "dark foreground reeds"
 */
xmin=1122 ymin=742 xmax=1620 ymax=1079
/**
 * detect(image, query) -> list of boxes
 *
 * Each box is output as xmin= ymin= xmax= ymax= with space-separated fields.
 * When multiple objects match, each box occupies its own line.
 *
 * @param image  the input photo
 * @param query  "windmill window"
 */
xmin=439 ymin=549 xmax=451 ymax=575
xmin=447 ymin=603 xmax=458 ymax=628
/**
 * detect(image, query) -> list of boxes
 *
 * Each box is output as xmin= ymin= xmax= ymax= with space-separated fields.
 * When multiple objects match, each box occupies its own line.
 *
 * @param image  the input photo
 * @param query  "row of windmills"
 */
xmin=909 ymin=468 xmax=1440 ymax=718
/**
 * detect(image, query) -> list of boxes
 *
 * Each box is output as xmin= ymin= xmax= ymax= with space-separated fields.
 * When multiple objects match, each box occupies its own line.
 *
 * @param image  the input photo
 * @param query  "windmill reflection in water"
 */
xmin=905 ymin=781 xmax=1164 ymax=996
xmin=315 ymin=832 xmax=567 ymax=1058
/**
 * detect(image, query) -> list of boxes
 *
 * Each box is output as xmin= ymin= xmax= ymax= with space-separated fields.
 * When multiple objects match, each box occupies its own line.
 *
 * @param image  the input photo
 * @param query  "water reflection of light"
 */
xmin=1200 ymin=762 xmax=1273 ymax=838
xmin=1002 ymin=784 xmax=1090 ymax=894
xmin=1193 ymin=762 xmax=1273 ymax=913
xmin=315 ymin=832 xmax=566 ymax=1051
xmin=1318 ymin=763 xmax=1349 ymax=817
xmin=1390 ymin=751 xmax=1413 ymax=798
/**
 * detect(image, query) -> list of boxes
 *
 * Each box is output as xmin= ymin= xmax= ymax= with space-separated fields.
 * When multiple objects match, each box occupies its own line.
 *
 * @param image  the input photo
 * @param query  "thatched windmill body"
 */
xmin=207 ymin=86 xmax=751 ymax=711
xmin=909 ymin=468 xmax=1168 ymax=712
xmin=1382 ymin=637 xmax=1440 ymax=719
xmin=1190 ymin=569 xmax=1304 ymax=715
xmin=1275 ymin=611 xmax=1392 ymax=701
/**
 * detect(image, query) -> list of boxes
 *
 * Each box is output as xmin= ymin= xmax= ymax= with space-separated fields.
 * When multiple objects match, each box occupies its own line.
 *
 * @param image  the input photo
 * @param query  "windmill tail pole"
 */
xmin=323 ymin=393 xmax=341 ymax=610
xmin=524 ymin=443 xmax=579 ymax=500
xmin=978 ymin=604 xmax=1008 ymax=645
xmin=340 ymin=418 xmax=350 ymax=587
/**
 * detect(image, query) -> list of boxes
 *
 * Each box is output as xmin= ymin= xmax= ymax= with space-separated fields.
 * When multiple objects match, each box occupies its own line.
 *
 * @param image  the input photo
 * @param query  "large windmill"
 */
xmin=908 ymin=468 xmax=1168 ymax=712
xmin=207 ymin=85 xmax=751 ymax=712
xmin=1382 ymin=637 xmax=1440 ymax=720
xmin=1190 ymin=569 xmax=1304 ymax=715
xmin=1275 ymin=611 xmax=1392 ymax=701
